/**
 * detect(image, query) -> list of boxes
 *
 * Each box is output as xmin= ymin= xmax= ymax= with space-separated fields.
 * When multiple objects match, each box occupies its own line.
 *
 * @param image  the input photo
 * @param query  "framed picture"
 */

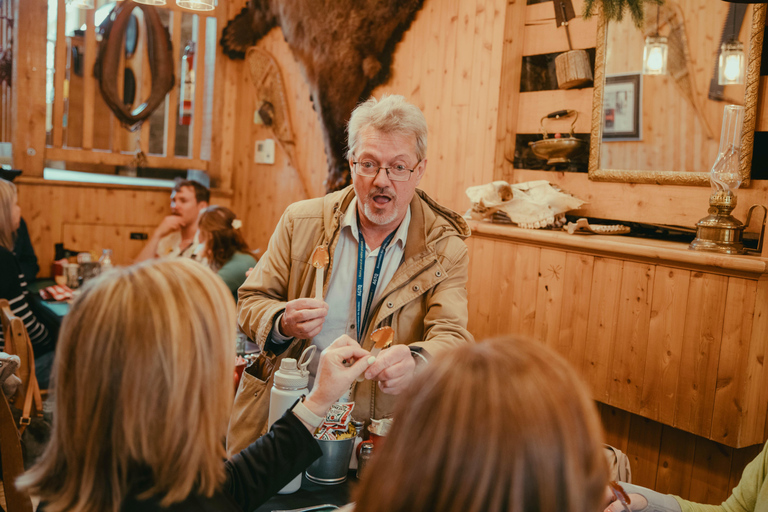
xmin=603 ymin=73 xmax=642 ymax=141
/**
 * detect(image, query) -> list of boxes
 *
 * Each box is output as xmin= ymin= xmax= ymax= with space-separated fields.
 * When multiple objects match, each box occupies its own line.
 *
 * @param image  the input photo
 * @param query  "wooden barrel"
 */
xmin=555 ymin=49 xmax=593 ymax=89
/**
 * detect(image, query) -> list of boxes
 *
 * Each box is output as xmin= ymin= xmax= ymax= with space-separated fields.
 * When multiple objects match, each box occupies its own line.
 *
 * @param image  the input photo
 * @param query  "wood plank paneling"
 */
xmin=656 ymin=426 xmax=697 ymax=497
xmin=555 ymin=252 xmax=594 ymax=370
xmin=534 ymin=248 xmax=567 ymax=348
xmin=583 ymin=257 xmax=623 ymax=401
xmin=711 ymin=278 xmax=758 ymax=447
xmin=642 ymin=267 xmax=690 ymax=425
xmin=675 ymin=273 xmax=729 ymax=438
xmin=610 ymin=262 xmax=654 ymax=412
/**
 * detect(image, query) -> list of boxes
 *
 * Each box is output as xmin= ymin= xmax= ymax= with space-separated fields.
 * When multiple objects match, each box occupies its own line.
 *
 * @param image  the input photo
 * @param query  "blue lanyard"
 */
xmin=356 ymin=219 xmax=397 ymax=342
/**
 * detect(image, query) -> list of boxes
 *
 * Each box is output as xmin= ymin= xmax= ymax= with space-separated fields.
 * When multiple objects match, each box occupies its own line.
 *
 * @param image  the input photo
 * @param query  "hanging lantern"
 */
xmin=719 ymin=39 xmax=745 ymax=85
xmin=643 ymin=35 xmax=668 ymax=75
xmin=177 ymin=0 xmax=215 ymax=11
xmin=70 ymin=0 xmax=95 ymax=8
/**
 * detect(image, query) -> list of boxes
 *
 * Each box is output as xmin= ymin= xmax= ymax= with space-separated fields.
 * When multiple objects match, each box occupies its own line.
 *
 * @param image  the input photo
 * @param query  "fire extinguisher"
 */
xmin=179 ymin=41 xmax=195 ymax=126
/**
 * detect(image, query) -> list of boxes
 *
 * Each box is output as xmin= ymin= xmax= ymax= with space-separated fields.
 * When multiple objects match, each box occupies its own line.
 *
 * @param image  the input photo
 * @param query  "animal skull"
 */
xmin=466 ymin=180 xmax=586 ymax=229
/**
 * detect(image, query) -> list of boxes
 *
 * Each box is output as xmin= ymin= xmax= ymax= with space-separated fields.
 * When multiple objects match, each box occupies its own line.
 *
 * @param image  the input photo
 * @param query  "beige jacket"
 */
xmin=237 ymin=186 xmax=473 ymax=421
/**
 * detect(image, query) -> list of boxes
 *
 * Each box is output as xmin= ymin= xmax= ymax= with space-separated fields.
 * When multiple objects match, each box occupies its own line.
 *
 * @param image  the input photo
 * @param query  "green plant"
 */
xmin=583 ymin=0 xmax=664 ymax=28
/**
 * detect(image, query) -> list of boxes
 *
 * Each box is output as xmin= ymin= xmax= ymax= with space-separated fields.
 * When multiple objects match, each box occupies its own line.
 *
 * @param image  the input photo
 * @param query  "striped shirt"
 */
xmin=0 ymin=248 xmax=54 ymax=353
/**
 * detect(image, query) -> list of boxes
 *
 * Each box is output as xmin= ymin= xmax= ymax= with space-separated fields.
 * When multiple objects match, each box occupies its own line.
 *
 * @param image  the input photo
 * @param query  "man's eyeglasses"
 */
xmin=352 ymin=160 xmax=421 ymax=182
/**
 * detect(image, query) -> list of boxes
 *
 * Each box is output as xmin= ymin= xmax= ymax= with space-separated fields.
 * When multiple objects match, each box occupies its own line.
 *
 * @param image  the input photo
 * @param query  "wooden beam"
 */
xmin=494 ymin=0 xmax=527 ymax=179
xmin=12 ymin=0 xmax=48 ymax=176
xmin=46 ymin=146 xmax=209 ymax=171
xmin=164 ymin=10 xmax=182 ymax=158
xmin=192 ymin=14 xmax=206 ymax=160
xmin=82 ymin=8 xmax=96 ymax=150
xmin=51 ymin=0 xmax=67 ymax=148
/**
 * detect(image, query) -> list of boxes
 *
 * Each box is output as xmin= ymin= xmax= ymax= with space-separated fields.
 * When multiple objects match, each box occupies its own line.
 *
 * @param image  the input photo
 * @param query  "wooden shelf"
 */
xmin=468 ymin=220 xmax=768 ymax=277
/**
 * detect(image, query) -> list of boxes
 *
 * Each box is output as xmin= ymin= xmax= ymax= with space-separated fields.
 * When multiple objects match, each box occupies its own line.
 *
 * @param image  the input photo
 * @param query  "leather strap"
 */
xmin=17 ymin=366 xmax=41 ymax=436
xmin=0 ymin=392 xmax=33 ymax=511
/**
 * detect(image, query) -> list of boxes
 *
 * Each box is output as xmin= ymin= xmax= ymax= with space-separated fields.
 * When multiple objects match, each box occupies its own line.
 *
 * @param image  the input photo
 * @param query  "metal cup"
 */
xmin=305 ymin=437 xmax=356 ymax=485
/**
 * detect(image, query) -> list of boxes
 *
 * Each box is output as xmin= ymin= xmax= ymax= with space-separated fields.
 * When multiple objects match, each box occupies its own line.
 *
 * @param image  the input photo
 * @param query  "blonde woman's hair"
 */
xmin=346 ymin=94 xmax=428 ymax=161
xmin=0 ymin=178 xmax=17 ymax=251
xmin=353 ymin=336 xmax=608 ymax=512
xmin=17 ymin=259 xmax=237 ymax=512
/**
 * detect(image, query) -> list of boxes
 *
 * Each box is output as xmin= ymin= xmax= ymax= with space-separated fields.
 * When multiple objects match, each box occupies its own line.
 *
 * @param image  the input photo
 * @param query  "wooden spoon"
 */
xmin=311 ymin=246 xmax=329 ymax=299
xmin=357 ymin=326 xmax=394 ymax=382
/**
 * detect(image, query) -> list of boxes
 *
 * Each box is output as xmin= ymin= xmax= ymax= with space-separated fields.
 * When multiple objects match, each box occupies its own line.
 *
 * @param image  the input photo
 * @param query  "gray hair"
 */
xmin=346 ymin=95 xmax=428 ymax=161
xmin=0 ymin=178 xmax=16 ymax=251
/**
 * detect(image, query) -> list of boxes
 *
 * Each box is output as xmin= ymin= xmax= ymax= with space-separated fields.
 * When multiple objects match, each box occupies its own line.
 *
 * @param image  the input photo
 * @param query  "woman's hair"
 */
xmin=198 ymin=205 xmax=250 ymax=271
xmin=346 ymin=94 xmax=428 ymax=161
xmin=17 ymin=259 xmax=237 ymax=512
xmin=0 ymin=178 xmax=17 ymax=251
xmin=353 ymin=336 xmax=608 ymax=512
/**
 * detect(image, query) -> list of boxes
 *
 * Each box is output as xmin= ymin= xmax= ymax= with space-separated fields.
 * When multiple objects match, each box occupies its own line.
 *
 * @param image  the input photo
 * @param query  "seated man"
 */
xmin=237 ymin=94 xmax=473 ymax=424
xmin=135 ymin=179 xmax=210 ymax=261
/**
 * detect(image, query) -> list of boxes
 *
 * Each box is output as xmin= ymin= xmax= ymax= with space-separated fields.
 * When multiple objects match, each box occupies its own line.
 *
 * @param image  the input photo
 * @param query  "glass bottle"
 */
xmin=99 ymin=249 xmax=113 ymax=269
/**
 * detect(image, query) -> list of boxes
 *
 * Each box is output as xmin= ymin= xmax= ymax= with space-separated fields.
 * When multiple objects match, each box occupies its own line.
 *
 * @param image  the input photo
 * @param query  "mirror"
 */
xmin=588 ymin=2 xmax=766 ymax=186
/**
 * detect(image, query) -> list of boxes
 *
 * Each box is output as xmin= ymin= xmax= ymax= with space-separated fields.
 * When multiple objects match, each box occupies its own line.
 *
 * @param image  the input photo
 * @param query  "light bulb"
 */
xmin=718 ymin=40 xmax=744 ymax=85
xmin=724 ymin=55 xmax=741 ymax=82
xmin=647 ymin=48 xmax=664 ymax=73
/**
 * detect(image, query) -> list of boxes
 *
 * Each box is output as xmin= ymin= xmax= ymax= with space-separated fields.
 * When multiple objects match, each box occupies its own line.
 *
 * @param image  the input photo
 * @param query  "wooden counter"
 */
xmin=466 ymin=220 xmax=768 ymax=502
xmin=466 ymin=220 xmax=768 ymax=449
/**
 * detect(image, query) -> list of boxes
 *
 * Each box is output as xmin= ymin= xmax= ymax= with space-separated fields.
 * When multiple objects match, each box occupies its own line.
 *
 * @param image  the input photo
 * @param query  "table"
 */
xmin=253 ymin=472 xmax=355 ymax=512
xmin=28 ymin=280 xmax=70 ymax=318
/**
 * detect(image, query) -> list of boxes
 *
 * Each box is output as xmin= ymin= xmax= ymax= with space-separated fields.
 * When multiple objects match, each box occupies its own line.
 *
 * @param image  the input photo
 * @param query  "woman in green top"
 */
xmin=198 ymin=205 xmax=257 ymax=301
xmin=605 ymin=442 xmax=768 ymax=512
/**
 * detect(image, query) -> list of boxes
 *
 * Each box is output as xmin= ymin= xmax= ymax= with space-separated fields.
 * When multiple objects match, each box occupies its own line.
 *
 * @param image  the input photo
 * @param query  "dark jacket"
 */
xmin=41 ymin=412 xmax=321 ymax=512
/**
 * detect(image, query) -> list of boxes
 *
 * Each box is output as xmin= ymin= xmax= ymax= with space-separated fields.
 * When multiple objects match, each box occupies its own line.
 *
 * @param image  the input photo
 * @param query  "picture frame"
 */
xmin=602 ymin=73 xmax=642 ymax=141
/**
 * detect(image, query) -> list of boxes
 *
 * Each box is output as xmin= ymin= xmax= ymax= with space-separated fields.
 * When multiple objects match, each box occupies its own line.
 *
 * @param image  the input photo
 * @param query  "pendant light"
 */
xmin=718 ymin=7 xmax=745 ymax=85
xmin=177 ymin=0 xmax=215 ymax=10
xmin=133 ymin=0 xmax=167 ymax=5
xmin=70 ymin=0 xmax=95 ymax=9
xmin=643 ymin=3 xmax=668 ymax=75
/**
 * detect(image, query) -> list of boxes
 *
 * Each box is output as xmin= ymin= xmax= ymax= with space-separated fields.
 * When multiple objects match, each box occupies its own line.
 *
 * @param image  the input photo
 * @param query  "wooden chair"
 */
xmin=0 ymin=300 xmax=37 ymax=512
xmin=0 ymin=300 xmax=44 ymax=434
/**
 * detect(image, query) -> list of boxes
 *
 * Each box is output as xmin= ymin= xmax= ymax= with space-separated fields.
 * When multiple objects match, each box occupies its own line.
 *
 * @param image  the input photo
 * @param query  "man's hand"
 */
xmin=280 ymin=298 xmax=329 ymax=339
xmin=304 ymin=336 xmax=372 ymax=415
xmin=364 ymin=344 xmax=416 ymax=395
xmin=154 ymin=215 xmax=185 ymax=238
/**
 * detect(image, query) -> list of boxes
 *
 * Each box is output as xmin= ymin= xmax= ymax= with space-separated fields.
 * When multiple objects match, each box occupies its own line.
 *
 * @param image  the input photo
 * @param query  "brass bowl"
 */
xmin=528 ymin=137 xmax=584 ymax=165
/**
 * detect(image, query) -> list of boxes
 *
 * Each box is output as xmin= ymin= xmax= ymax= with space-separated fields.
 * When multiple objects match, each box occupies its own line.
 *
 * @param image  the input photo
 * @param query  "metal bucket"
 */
xmin=305 ymin=437 xmax=356 ymax=485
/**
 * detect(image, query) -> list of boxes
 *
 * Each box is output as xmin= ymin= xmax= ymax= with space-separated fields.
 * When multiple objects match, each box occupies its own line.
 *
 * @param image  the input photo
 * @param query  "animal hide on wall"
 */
xmin=220 ymin=0 xmax=425 ymax=193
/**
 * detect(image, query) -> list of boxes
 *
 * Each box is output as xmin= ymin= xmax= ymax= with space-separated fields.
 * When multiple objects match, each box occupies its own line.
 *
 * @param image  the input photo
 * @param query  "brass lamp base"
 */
xmin=690 ymin=191 xmax=768 ymax=255
xmin=689 ymin=191 xmax=746 ymax=254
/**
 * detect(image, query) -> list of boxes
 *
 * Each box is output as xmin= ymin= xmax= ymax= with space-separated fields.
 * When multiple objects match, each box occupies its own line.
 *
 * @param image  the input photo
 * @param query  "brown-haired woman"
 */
xmin=348 ymin=336 xmax=608 ymax=512
xmin=17 ymin=258 xmax=372 ymax=512
xmin=197 ymin=205 xmax=256 ymax=300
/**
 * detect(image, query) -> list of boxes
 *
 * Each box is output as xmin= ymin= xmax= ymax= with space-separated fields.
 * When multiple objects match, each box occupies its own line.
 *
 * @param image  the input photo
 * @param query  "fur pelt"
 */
xmin=221 ymin=0 xmax=425 ymax=192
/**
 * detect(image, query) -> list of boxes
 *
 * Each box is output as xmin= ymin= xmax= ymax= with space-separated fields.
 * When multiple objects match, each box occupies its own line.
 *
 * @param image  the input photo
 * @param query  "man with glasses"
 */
xmin=237 ymin=94 xmax=472 ymax=423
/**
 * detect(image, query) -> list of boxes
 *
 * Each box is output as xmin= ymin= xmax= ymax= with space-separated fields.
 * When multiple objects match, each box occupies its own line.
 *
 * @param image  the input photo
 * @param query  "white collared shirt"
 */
xmin=273 ymin=198 xmax=411 ymax=382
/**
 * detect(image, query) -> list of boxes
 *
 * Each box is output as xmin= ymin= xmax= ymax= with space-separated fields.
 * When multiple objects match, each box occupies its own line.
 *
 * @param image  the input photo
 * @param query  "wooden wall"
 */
xmin=465 ymin=229 xmax=768 ymax=501
xmin=15 ymin=179 xmax=231 ymax=270
xmin=223 ymin=0 xmax=509 ymax=253
xmin=497 ymin=1 xmax=768 ymax=230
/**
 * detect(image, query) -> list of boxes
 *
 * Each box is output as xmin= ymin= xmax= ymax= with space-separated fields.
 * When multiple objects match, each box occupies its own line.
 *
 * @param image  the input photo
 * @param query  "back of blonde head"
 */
xmin=0 ymin=178 xmax=16 ymax=251
xmin=353 ymin=336 xmax=608 ymax=512
xmin=17 ymin=259 xmax=236 ymax=512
